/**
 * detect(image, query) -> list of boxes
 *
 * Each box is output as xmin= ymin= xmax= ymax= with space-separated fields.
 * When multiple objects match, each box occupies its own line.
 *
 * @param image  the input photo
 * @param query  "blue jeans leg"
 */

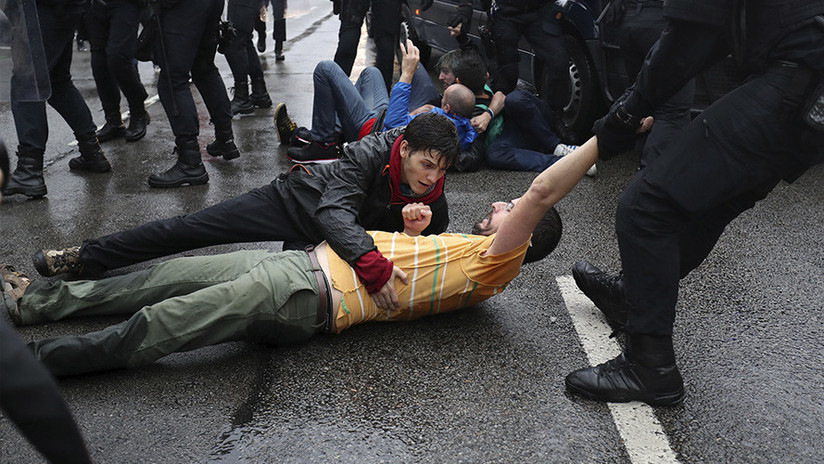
xmin=311 ymin=60 xmax=375 ymax=142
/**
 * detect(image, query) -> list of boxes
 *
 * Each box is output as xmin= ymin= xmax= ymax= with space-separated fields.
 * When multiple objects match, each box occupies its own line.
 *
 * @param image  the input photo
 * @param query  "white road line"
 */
xmin=556 ymin=275 xmax=681 ymax=464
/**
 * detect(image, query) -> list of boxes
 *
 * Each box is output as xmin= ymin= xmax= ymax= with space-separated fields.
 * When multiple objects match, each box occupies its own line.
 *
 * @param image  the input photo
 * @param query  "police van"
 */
xmin=402 ymin=0 xmax=739 ymax=142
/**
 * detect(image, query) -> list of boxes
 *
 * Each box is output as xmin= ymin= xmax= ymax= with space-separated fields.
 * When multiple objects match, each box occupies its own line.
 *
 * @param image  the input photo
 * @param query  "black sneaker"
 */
xmin=274 ymin=103 xmax=297 ymax=144
xmin=286 ymin=141 xmax=340 ymax=164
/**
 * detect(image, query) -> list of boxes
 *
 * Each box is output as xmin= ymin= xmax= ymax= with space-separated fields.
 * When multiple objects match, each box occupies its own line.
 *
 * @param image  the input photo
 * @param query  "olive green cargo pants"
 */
xmin=24 ymin=250 xmax=323 ymax=377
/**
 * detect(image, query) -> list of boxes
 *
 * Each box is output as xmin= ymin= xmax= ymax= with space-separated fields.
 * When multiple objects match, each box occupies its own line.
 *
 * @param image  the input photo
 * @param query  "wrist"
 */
xmin=484 ymin=108 xmax=495 ymax=119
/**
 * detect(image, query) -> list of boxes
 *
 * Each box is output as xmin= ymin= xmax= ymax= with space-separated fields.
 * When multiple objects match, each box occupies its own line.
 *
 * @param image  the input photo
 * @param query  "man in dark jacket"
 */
xmin=33 ymin=113 xmax=460 ymax=310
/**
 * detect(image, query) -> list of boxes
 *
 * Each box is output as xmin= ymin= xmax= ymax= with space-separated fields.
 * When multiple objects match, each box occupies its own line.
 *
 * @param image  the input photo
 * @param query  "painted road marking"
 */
xmin=557 ymin=275 xmax=681 ymax=464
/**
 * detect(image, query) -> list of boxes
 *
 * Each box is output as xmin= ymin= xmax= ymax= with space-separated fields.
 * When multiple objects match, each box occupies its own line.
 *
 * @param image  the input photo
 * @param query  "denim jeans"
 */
xmin=310 ymin=61 xmax=389 ymax=142
xmin=27 ymin=250 xmax=322 ymax=377
xmin=486 ymin=90 xmax=563 ymax=172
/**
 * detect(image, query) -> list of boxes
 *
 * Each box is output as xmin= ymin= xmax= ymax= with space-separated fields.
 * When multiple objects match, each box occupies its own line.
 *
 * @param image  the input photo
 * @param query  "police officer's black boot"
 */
xmin=565 ymin=334 xmax=685 ymax=406
xmin=3 ymin=152 xmax=47 ymax=198
xmin=147 ymin=141 xmax=208 ymax=188
xmin=95 ymin=111 xmax=126 ymax=142
xmin=250 ymin=77 xmax=273 ymax=109
xmin=571 ymin=261 xmax=630 ymax=332
xmin=69 ymin=137 xmax=112 ymax=173
xmin=230 ymin=82 xmax=254 ymax=115
xmin=206 ymin=122 xmax=240 ymax=160
xmin=124 ymin=108 xmax=150 ymax=142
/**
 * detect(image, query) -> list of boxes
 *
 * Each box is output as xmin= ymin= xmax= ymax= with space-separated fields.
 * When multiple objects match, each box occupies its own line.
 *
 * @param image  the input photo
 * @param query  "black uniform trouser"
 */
xmin=225 ymin=0 xmax=265 ymax=85
xmin=491 ymin=5 xmax=569 ymax=110
xmin=333 ymin=0 xmax=401 ymax=90
xmin=619 ymin=3 xmax=694 ymax=168
xmin=79 ymin=182 xmax=312 ymax=273
xmin=11 ymin=3 xmax=97 ymax=159
xmin=156 ymin=0 xmax=232 ymax=147
xmin=617 ymin=65 xmax=824 ymax=336
xmin=0 ymin=319 xmax=91 ymax=463
xmin=85 ymin=0 xmax=148 ymax=120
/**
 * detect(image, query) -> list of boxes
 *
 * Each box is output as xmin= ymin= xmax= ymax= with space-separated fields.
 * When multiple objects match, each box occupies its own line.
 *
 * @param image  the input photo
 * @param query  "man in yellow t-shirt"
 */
xmin=5 ymin=137 xmax=601 ymax=378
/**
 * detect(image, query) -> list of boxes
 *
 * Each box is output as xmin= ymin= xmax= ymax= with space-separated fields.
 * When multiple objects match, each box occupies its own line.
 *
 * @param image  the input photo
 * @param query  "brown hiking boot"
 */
xmin=32 ymin=246 xmax=84 ymax=277
xmin=1 ymin=264 xmax=31 ymax=325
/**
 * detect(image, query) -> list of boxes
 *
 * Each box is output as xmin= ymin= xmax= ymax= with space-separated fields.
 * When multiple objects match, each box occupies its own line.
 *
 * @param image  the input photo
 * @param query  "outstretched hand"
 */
xmin=370 ymin=266 xmax=409 ymax=313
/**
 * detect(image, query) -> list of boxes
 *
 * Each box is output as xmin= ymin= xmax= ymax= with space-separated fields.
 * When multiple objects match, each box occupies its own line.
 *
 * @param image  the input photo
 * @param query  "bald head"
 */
xmin=442 ymin=84 xmax=475 ymax=118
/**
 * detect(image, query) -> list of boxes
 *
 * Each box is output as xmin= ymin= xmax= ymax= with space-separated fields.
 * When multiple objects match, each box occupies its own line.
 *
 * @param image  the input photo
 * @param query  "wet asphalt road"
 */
xmin=2 ymin=2 xmax=824 ymax=463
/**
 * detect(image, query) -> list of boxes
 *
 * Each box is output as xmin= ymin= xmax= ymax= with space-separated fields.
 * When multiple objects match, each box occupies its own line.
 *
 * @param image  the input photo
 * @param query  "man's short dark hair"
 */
xmin=0 ymin=139 xmax=9 ymax=191
xmin=523 ymin=207 xmax=563 ymax=264
xmin=404 ymin=113 xmax=460 ymax=169
xmin=452 ymin=50 xmax=488 ymax=95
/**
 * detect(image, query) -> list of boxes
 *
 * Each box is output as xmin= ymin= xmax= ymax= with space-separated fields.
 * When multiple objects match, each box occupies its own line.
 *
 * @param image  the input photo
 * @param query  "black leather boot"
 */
xmin=147 ymin=141 xmax=208 ymax=188
xmin=206 ymin=123 xmax=240 ymax=160
xmin=124 ymin=109 xmax=150 ymax=142
xmin=69 ymin=137 xmax=112 ymax=173
xmin=565 ymin=334 xmax=685 ymax=406
xmin=231 ymin=82 xmax=254 ymax=115
xmin=571 ymin=261 xmax=630 ymax=332
xmin=95 ymin=112 xmax=125 ymax=142
xmin=250 ymin=77 xmax=272 ymax=109
xmin=3 ymin=154 xmax=47 ymax=198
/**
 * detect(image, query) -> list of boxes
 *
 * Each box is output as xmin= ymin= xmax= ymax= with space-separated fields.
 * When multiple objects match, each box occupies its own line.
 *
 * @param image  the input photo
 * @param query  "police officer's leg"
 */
xmin=490 ymin=14 xmax=521 ymax=94
xmin=333 ymin=0 xmax=369 ymax=77
xmin=149 ymin=0 xmax=211 ymax=187
xmin=225 ymin=0 xmax=257 ymax=115
xmin=106 ymin=0 xmax=150 ymax=141
xmin=369 ymin=0 xmax=402 ymax=90
xmin=523 ymin=7 xmax=573 ymax=141
xmin=567 ymin=68 xmax=810 ymax=405
xmin=86 ymin=2 xmax=125 ymax=140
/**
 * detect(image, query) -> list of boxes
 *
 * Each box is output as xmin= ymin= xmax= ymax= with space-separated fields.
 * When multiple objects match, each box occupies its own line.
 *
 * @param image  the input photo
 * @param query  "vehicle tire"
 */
xmin=399 ymin=2 xmax=431 ymax=67
xmin=540 ymin=34 xmax=601 ymax=144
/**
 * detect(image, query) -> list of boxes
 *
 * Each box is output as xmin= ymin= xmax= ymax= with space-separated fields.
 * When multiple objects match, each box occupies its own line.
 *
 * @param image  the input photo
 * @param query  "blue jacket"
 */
xmin=384 ymin=82 xmax=477 ymax=150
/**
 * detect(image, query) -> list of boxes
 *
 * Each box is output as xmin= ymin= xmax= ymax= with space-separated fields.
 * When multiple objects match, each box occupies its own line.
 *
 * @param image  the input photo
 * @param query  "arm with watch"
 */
xmin=472 ymin=91 xmax=505 ymax=133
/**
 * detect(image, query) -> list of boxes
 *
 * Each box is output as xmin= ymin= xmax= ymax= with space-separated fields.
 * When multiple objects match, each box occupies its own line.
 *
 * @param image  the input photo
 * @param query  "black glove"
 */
xmin=448 ymin=2 xmax=472 ymax=33
xmin=592 ymin=102 xmax=642 ymax=160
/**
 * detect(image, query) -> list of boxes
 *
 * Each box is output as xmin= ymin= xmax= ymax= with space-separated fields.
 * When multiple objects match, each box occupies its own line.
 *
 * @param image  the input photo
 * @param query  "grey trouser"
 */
xmin=25 ymin=250 xmax=323 ymax=377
